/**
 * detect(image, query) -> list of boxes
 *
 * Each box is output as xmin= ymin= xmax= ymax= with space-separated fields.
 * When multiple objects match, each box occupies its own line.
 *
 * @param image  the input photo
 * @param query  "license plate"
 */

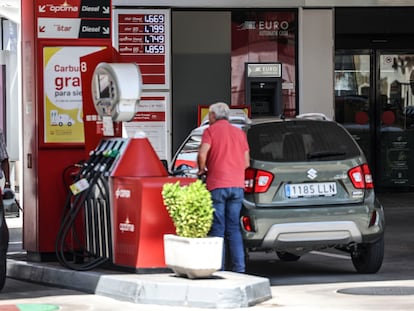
xmin=285 ymin=182 xmax=337 ymax=198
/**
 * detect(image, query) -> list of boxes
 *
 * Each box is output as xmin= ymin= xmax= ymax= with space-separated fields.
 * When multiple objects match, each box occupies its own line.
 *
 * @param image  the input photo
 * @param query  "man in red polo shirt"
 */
xmin=197 ymin=102 xmax=250 ymax=273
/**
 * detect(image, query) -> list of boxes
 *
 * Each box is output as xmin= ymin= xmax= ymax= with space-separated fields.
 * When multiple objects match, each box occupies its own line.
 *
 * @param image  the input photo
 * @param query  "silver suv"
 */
xmin=171 ymin=115 xmax=385 ymax=274
xmin=242 ymin=116 xmax=384 ymax=274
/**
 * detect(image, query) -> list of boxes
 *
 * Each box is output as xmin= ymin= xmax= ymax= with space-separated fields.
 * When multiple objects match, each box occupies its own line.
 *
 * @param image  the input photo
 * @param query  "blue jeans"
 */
xmin=209 ymin=187 xmax=245 ymax=273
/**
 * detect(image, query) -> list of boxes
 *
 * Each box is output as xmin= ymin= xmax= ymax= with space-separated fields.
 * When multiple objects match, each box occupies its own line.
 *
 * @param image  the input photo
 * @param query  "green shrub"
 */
xmin=162 ymin=180 xmax=214 ymax=238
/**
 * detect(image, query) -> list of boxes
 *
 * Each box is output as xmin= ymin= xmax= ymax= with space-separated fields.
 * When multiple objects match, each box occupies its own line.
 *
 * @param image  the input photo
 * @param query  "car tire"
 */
xmin=351 ymin=235 xmax=384 ymax=274
xmin=0 ymin=252 xmax=6 ymax=291
xmin=276 ymin=251 xmax=301 ymax=262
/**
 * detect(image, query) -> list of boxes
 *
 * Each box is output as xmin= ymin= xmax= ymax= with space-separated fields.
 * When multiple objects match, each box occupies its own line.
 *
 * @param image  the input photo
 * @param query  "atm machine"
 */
xmin=245 ymin=62 xmax=283 ymax=117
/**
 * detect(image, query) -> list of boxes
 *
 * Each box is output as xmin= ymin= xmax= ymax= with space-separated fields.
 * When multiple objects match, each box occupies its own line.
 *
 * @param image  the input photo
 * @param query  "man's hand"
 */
xmin=2 ymin=188 xmax=14 ymax=200
xmin=198 ymin=167 xmax=207 ymax=176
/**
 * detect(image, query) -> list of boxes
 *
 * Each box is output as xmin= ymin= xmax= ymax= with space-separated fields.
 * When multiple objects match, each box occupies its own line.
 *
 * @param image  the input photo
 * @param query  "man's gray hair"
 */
xmin=209 ymin=102 xmax=230 ymax=120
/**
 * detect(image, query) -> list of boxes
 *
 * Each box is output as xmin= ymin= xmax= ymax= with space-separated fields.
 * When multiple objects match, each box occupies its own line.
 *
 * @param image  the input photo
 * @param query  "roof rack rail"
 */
xmin=296 ymin=113 xmax=331 ymax=121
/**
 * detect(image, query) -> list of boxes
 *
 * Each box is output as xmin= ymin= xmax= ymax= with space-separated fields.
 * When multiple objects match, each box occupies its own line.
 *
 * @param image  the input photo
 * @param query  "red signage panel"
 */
xmin=37 ymin=0 xmax=111 ymax=39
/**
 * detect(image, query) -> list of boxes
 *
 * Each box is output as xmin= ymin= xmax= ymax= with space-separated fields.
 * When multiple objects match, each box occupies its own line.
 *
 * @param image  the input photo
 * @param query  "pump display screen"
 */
xmin=92 ymin=68 xmax=117 ymax=117
xmin=97 ymin=72 xmax=112 ymax=100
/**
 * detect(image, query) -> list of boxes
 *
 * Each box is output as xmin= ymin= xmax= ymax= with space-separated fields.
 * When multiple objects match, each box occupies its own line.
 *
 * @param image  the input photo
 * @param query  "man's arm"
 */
xmin=1 ymin=158 xmax=10 ymax=188
xmin=244 ymin=150 xmax=250 ymax=169
xmin=197 ymin=142 xmax=210 ymax=176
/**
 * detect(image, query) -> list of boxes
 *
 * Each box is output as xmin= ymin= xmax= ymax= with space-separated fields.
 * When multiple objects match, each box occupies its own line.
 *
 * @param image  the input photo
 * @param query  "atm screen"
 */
xmin=251 ymin=81 xmax=277 ymax=115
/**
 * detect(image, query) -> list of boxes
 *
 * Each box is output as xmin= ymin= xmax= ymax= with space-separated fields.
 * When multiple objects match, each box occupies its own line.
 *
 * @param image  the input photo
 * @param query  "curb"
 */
xmin=7 ymin=259 xmax=272 ymax=308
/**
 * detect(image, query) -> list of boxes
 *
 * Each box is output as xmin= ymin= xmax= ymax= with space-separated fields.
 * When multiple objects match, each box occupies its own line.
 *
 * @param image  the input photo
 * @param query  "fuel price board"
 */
xmin=114 ymin=9 xmax=170 ymax=89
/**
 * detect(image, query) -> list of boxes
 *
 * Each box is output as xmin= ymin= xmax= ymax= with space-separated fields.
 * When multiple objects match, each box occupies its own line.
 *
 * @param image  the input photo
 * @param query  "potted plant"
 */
xmin=161 ymin=179 xmax=223 ymax=278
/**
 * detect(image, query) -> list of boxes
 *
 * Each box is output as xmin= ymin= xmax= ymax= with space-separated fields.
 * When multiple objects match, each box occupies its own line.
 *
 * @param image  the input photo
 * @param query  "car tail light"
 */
xmin=245 ymin=168 xmax=274 ymax=193
xmin=242 ymin=216 xmax=253 ymax=232
xmin=348 ymin=164 xmax=374 ymax=189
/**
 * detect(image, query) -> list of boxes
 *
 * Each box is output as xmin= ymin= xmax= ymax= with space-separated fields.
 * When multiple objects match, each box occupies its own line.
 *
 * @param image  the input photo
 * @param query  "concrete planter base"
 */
xmin=163 ymin=234 xmax=223 ymax=279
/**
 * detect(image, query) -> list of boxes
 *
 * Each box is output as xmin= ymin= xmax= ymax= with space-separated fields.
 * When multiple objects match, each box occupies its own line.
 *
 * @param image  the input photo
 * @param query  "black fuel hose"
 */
xmin=55 ymin=149 xmax=119 ymax=271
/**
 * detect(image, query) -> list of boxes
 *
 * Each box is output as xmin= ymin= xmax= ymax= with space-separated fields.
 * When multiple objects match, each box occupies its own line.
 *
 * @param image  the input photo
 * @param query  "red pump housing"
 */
xmin=110 ymin=135 xmax=195 ymax=269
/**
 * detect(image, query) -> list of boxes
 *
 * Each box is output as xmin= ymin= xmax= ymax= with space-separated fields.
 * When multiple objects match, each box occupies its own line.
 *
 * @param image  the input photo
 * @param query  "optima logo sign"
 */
xmin=119 ymin=222 xmax=135 ymax=233
xmin=38 ymin=4 xmax=79 ymax=14
xmin=49 ymin=5 xmax=78 ymax=13
xmin=119 ymin=217 xmax=135 ymax=233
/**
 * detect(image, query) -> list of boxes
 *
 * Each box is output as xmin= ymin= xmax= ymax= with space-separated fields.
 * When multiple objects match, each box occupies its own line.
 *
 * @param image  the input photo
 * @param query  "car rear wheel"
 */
xmin=276 ymin=251 xmax=301 ymax=262
xmin=351 ymin=235 xmax=384 ymax=274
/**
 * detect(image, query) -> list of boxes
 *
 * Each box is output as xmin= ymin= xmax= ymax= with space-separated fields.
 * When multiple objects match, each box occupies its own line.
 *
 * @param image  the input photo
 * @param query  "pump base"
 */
xmin=109 ymin=264 xmax=172 ymax=274
xmin=26 ymin=251 xmax=57 ymax=262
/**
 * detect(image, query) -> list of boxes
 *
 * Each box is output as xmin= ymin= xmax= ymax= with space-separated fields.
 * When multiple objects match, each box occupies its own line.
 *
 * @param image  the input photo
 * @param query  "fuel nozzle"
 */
xmin=2 ymin=188 xmax=15 ymax=206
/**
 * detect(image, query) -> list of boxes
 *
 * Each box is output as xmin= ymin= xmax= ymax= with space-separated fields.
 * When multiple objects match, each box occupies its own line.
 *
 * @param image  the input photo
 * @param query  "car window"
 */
xmin=173 ymin=134 xmax=201 ymax=170
xmin=172 ymin=123 xmax=249 ymax=172
xmin=247 ymin=120 xmax=361 ymax=162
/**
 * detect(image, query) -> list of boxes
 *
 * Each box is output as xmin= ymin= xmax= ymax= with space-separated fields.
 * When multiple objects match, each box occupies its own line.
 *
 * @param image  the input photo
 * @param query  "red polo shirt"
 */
xmin=201 ymin=120 xmax=249 ymax=191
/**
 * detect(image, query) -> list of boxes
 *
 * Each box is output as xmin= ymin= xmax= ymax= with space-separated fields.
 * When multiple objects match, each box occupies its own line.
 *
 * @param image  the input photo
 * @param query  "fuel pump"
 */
xmin=56 ymin=62 xmax=194 ymax=272
xmin=55 ymin=62 xmax=142 ymax=270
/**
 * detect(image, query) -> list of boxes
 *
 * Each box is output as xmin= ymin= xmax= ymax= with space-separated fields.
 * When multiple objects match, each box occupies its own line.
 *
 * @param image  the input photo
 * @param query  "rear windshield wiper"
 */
xmin=307 ymin=151 xmax=346 ymax=159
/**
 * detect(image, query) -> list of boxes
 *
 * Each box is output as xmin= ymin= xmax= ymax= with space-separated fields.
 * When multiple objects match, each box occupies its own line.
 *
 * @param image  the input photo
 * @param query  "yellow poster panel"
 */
xmin=43 ymin=46 xmax=104 ymax=144
xmin=198 ymin=105 xmax=251 ymax=125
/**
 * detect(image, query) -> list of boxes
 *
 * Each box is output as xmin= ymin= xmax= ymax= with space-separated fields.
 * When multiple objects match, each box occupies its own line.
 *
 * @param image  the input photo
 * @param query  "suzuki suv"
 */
xmin=171 ymin=114 xmax=385 ymax=274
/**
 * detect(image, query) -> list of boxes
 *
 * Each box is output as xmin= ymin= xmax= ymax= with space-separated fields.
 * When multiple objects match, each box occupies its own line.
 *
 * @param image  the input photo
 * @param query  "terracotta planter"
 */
xmin=163 ymin=234 xmax=223 ymax=279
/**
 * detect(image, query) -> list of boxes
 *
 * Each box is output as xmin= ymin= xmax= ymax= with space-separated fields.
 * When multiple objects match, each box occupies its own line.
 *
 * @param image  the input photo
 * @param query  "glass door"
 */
xmin=377 ymin=52 xmax=414 ymax=189
xmin=335 ymin=50 xmax=414 ymax=191
xmin=335 ymin=52 xmax=373 ymax=168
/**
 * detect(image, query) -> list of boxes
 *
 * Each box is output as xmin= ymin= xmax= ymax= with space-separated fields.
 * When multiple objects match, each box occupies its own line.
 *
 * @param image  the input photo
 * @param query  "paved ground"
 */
xmin=5 ymin=214 xmax=271 ymax=309
xmin=3 ymin=192 xmax=414 ymax=310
